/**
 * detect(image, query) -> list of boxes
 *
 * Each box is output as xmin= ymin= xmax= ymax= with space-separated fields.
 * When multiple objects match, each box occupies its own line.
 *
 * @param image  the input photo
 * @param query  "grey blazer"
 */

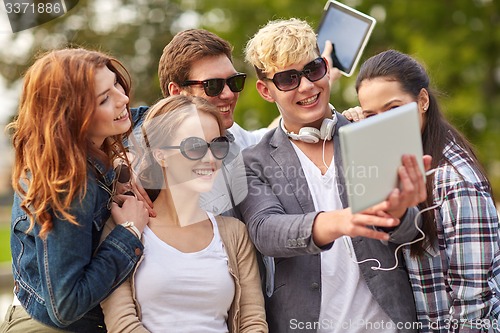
xmin=238 ymin=113 xmax=418 ymax=333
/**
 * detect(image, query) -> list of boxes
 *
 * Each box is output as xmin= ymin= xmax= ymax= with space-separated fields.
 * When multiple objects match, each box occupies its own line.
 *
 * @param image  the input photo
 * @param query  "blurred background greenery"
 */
xmin=0 ymin=226 xmax=8 ymax=262
xmin=0 ymin=0 xmax=499 ymax=242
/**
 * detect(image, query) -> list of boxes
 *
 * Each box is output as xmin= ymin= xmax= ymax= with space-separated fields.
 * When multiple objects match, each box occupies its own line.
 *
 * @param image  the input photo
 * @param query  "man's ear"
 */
xmin=168 ymin=82 xmax=183 ymax=96
xmin=256 ymin=80 xmax=275 ymax=103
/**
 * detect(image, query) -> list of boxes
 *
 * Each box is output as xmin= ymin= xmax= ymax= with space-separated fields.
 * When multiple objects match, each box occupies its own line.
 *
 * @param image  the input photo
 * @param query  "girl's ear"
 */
xmin=418 ymin=88 xmax=430 ymax=113
xmin=152 ymin=149 xmax=166 ymax=167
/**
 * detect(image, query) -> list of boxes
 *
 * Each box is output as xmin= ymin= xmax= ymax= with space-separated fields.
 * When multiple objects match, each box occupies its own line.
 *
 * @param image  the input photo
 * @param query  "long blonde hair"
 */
xmin=8 ymin=48 xmax=132 ymax=238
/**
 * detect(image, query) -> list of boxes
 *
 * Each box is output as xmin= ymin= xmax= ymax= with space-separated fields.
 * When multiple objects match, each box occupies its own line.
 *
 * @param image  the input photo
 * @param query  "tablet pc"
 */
xmin=339 ymin=102 xmax=425 ymax=213
xmin=317 ymin=0 xmax=376 ymax=77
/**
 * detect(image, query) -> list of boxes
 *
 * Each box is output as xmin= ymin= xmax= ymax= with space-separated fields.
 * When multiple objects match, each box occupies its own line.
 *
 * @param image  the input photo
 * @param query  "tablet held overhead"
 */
xmin=317 ymin=0 xmax=376 ymax=77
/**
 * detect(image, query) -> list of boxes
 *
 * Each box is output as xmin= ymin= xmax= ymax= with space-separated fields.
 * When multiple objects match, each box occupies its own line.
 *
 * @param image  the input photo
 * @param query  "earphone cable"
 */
xmin=344 ymin=166 xmax=457 ymax=271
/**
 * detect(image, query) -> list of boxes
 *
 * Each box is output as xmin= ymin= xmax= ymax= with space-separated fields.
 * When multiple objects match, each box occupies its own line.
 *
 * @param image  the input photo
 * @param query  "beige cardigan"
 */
xmin=100 ymin=215 xmax=268 ymax=333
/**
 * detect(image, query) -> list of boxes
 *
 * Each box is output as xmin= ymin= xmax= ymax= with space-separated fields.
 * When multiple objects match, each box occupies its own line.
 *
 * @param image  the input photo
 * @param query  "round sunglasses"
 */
xmin=163 ymin=136 xmax=230 ymax=160
xmin=181 ymin=73 xmax=247 ymax=97
xmin=263 ymin=57 xmax=327 ymax=92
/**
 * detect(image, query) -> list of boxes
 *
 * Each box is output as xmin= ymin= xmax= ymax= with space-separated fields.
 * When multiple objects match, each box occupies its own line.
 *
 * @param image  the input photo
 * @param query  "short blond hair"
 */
xmin=244 ymin=18 xmax=319 ymax=78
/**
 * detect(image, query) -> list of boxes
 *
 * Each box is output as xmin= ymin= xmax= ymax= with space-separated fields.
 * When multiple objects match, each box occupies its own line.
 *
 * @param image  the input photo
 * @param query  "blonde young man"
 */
xmin=239 ymin=18 xmax=428 ymax=333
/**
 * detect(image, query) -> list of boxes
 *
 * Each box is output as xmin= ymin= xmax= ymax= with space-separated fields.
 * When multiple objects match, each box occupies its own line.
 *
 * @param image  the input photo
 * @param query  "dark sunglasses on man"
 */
xmin=263 ymin=57 xmax=327 ymax=92
xmin=163 ymin=136 xmax=230 ymax=161
xmin=181 ymin=73 xmax=247 ymax=97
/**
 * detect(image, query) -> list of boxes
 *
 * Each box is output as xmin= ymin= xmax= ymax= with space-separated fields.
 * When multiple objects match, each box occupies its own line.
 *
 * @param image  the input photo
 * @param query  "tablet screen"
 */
xmin=339 ymin=102 xmax=425 ymax=213
xmin=317 ymin=0 xmax=376 ymax=77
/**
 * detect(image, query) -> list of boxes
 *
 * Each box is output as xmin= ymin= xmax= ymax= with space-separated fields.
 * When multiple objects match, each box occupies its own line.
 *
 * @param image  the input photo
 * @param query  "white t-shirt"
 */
xmin=228 ymin=122 xmax=269 ymax=149
xmin=134 ymin=212 xmax=235 ymax=333
xmin=292 ymin=143 xmax=396 ymax=333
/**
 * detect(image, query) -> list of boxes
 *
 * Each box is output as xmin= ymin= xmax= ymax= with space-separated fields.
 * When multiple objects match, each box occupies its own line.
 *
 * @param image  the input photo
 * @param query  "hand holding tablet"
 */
xmin=317 ymin=0 xmax=376 ymax=77
xmin=339 ymin=102 xmax=425 ymax=213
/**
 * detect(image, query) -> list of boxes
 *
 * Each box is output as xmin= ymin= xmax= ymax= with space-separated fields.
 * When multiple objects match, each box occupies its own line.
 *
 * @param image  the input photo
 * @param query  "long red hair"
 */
xmin=8 ymin=48 xmax=132 ymax=238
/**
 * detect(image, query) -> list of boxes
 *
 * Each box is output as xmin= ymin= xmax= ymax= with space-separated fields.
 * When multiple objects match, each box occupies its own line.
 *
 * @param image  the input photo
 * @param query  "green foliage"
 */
xmin=0 ymin=225 xmax=10 ymax=263
xmin=0 ymin=204 xmax=11 ymax=262
xmin=1 ymin=0 xmax=499 ymax=193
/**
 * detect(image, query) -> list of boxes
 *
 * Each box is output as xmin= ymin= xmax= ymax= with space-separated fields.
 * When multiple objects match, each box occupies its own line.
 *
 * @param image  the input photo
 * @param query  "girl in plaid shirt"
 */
xmin=353 ymin=50 xmax=499 ymax=333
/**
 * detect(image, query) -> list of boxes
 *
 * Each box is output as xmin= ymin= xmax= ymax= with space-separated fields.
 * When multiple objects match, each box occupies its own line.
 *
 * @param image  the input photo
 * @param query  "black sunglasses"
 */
xmin=163 ymin=136 xmax=230 ymax=160
xmin=263 ymin=57 xmax=327 ymax=92
xmin=181 ymin=73 xmax=247 ymax=97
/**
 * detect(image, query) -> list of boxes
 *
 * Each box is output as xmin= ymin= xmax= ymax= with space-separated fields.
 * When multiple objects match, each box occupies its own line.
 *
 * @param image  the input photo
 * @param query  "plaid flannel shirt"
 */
xmin=403 ymin=140 xmax=500 ymax=333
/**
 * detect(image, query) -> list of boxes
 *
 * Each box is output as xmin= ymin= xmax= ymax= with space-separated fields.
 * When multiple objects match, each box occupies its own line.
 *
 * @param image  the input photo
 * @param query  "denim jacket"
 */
xmin=10 ymin=156 xmax=144 ymax=332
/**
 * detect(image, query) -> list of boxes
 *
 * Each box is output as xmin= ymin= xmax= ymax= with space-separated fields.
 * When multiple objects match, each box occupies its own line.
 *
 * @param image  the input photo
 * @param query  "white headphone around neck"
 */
xmin=280 ymin=104 xmax=338 ymax=144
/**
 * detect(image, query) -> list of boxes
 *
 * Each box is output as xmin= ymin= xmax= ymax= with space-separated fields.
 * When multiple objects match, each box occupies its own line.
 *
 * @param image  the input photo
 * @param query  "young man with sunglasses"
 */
xmin=130 ymin=29 xmax=272 ymax=218
xmin=157 ymin=29 xmax=268 ymax=149
xmin=240 ymin=18 xmax=428 ymax=332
